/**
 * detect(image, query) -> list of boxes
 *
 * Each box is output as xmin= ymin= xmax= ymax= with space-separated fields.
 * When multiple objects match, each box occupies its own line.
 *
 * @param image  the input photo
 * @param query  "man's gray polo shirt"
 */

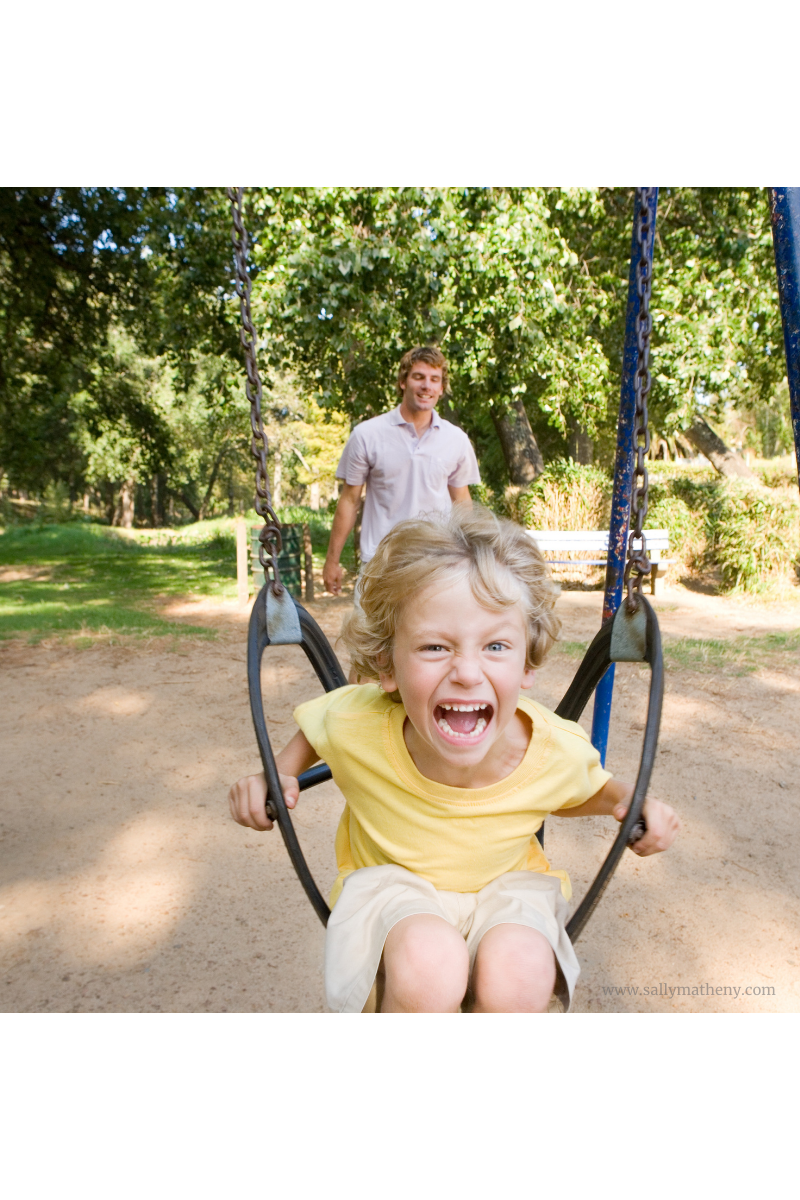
xmin=336 ymin=406 xmax=481 ymax=563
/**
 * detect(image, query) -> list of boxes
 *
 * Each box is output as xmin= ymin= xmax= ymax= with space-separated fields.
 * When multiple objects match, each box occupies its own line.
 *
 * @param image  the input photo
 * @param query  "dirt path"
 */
xmin=2 ymin=581 xmax=799 ymax=1013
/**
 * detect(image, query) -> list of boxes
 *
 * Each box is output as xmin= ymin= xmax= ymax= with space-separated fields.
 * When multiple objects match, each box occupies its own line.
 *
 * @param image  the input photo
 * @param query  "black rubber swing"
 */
xmin=248 ymin=582 xmax=663 ymax=943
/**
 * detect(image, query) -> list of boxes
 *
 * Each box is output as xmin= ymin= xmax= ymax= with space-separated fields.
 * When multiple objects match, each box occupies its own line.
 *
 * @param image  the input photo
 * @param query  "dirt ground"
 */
xmin=2 ymin=578 xmax=799 ymax=1014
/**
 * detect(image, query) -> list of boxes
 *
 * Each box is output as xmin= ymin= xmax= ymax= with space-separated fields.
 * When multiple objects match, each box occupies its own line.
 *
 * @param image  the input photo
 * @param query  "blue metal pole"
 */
xmin=769 ymin=188 xmax=800 ymax=496
xmin=590 ymin=188 xmax=659 ymax=765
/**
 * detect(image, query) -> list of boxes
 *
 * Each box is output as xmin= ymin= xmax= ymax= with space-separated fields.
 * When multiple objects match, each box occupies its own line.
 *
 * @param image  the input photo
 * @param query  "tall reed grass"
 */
xmin=504 ymin=460 xmax=612 ymax=531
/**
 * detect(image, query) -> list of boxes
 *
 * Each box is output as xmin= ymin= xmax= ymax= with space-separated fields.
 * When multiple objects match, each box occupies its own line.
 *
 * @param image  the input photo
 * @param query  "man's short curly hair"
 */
xmin=396 ymin=346 xmax=449 ymax=398
xmin=342 ymin=505 xmax=561 ymax=686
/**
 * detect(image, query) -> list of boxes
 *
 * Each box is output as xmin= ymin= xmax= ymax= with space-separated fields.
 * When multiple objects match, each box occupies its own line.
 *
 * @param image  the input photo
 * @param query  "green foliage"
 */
xmin=647 ymin=472 xmax=712 ymax=569
xmin=649 ymin=189 xmax=784 ymax=431
xmin=647 ymin=467 xmax=800 ymax=591
xmin=1 ymin=186 xmax=795 ymax=525
xmin=707 ymin=481 xmax=800 ymax=592
xmin=0 ymin=187 xmax=156 ymax=491
xmin=250 ymin=188 xmax=611 ymax=468
xmin=506 ymin=459 xmax=613 ymax=530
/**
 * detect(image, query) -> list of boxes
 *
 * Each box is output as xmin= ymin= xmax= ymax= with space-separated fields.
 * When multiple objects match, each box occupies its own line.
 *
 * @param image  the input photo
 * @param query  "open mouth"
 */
xmin=434 ymin=702 xmax=494 ymax=740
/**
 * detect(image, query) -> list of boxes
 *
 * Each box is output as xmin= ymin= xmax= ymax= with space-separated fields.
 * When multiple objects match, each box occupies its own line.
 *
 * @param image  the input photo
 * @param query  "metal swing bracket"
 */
xmin=264 ymin=582 xmax=302 ymax=645
xmin=610 ymin=598 xmax=647 ymax=662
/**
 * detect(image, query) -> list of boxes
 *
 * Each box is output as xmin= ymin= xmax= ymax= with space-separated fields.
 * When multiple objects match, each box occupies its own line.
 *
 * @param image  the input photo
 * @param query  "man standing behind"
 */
xmin=323 ymin=346 xmax=481 ymax=599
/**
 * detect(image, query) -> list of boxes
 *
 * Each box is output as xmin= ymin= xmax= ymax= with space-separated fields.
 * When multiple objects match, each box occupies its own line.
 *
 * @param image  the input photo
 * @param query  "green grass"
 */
xmin=663 ymin=629 xmax=800 ymax=674
xmin=0 ymin=521 xmax=232 ymax=643
xmin=558 ymin=640 xmax=591 ymax=658
xmin=0 ymin=508 xmax=350 ymax=644
xmin=556 ymin=629 xmax=800 ymax=675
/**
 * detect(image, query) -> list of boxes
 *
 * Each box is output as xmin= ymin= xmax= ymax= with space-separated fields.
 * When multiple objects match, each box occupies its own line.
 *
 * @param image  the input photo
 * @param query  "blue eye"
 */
xmin=487 ymin=642 xmax=507 ymax=652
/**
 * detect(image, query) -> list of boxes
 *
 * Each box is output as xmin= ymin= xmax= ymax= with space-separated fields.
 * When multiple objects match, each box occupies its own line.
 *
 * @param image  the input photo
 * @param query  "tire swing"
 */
xmin=227 ymin=186 xmax=664 ymax=941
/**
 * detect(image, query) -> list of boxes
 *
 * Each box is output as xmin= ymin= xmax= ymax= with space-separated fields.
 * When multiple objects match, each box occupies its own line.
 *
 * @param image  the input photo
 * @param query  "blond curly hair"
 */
xmin=342 ymin=505 xmax=561 ymax=685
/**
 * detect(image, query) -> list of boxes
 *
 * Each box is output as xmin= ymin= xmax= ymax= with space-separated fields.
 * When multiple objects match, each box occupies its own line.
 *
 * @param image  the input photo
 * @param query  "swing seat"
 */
xmin=247 ymin=584 xmax=663 ymax=944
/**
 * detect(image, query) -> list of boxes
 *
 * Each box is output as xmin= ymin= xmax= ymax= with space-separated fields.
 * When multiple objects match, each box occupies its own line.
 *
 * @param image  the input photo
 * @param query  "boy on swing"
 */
xmin=228 ymin=506 xmax=679 ymax=1012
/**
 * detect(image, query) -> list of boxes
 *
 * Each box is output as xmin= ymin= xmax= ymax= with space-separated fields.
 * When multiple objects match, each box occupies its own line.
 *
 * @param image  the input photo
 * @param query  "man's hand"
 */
xmin=227 ymin=770 xmax=299 ymax=831
xmin=323 ymin=559 xmax=344 ymax=596
xmin=614 ymin=793 xmax=680 ymax=856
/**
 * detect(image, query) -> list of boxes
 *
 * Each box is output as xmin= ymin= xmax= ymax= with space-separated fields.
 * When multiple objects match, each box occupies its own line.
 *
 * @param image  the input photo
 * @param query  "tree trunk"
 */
xmin=568 ymin=419 xmax=594 ymax=465
xmin=150 ymin=477 xmax=161 ymax=527
xmin=118 ymin=478 xmax=135 ymax=528
xmin=685 ymin=418 xmax=757 ymax=480
xmin=491 ymin=399 xmax=544 ymax=484
xmin=179 ymin=489 xmax=200 ymax=521
xmin=198 ymin=440 xmax=230 ymax=521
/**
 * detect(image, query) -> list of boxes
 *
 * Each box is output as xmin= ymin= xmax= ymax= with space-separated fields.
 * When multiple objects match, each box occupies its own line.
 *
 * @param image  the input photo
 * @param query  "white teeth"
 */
xmin=437 ymin=716 xmax=487 ymax=738
xmin=439 ymin=703 xmax=488 ymax=712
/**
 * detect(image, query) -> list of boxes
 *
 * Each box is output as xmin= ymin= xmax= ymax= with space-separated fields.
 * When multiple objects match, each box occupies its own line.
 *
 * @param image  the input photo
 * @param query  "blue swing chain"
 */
xmin=623 ymin=188 xmax=656 ymax=612
xmin=227 ymin=186 xmax=285 ymax=595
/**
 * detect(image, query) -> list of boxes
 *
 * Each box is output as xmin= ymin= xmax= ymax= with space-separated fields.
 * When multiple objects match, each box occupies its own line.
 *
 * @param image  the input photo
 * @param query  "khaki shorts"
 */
xmin=324 ymin=864 xmax=580 ymax=1013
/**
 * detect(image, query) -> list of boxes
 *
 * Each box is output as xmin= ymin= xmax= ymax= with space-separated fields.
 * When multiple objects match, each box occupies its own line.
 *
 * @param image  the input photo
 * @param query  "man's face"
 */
xmin=399 ymin=362 xmax=444 ymax=414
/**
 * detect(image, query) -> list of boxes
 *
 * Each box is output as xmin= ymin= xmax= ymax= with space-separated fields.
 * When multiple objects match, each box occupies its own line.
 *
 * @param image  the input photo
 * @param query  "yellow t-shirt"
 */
xmin=294 ymin=684 xmax=611 ymax=907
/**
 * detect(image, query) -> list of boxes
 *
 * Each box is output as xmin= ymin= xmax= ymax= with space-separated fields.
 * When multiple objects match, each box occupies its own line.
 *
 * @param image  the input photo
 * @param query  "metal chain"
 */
xmin=227 ymin=186 xmax=284 ymax=594
xmin=624 ymin=188 xmax=656 ymax=611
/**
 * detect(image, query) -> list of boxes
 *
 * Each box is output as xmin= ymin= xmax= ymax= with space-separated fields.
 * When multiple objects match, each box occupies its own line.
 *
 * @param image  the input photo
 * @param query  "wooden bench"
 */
xmin=529 ymin=529 xmax=672 ymax=595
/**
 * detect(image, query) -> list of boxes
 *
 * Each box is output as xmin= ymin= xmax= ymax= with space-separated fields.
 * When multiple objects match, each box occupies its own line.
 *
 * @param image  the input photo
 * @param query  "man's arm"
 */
xmin=448 ymin=485 xmax=472 ymax=506
xmin=323 ymin=482 xmax=364 ymax=595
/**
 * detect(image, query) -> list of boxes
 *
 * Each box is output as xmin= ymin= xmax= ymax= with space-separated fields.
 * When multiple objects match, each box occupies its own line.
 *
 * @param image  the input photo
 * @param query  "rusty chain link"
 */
xmin=227 ymin=186 xmax=284 ymax=594
xmin=624 ymin=188 xmax=656 ymax=612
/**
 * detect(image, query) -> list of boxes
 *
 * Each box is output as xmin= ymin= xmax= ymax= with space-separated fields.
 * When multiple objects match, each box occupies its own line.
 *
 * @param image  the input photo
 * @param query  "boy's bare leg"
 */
xmin=471 ymin=924 xmax=556 ymax=1013
xmin=381 ymin=915 xmax=469 ymax=1012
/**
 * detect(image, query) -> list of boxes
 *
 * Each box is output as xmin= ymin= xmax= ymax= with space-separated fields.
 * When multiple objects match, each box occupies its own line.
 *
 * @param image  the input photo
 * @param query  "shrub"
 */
xmin=646 ymin=488 xmax=706 ymax=570
xmin=755 ymin=455 xmax=799 ymax=490
xmin=708 ymin=481 xmax=800 ymax=592
xmin=506 ymin=460 xmax=613 ymax=531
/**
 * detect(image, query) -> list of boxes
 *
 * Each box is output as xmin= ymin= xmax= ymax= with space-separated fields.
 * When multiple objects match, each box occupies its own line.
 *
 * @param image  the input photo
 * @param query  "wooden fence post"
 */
xmin=236 ymin=518 xmax=249 ymax=604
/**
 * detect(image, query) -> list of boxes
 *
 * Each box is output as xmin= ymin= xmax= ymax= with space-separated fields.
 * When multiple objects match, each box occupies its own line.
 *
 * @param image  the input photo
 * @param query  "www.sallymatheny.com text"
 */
xmin=601 ymin=983 xmax=776 ymax=998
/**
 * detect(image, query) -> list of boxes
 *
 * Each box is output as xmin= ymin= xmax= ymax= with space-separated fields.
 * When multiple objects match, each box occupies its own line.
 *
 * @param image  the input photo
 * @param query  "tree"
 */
xmin=0 ymin=187 xmax=154 ymax=493
xmin=248 ymin=188 xmax=610 ymax=489
xmin=3 ymin=187 xmax=791 ymax=515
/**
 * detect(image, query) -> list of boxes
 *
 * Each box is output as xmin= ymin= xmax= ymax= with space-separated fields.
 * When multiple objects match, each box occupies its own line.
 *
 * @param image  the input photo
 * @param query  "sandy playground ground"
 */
xmin=2 ymin=577 xmax=799 ymax=1014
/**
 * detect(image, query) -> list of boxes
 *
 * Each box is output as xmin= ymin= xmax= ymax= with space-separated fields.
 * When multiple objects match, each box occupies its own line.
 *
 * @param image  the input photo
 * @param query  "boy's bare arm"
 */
xmin=228 ymin=729 xmax=320 ymax=832
xmin=554 ymin=777 xmax=680 ymax=857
